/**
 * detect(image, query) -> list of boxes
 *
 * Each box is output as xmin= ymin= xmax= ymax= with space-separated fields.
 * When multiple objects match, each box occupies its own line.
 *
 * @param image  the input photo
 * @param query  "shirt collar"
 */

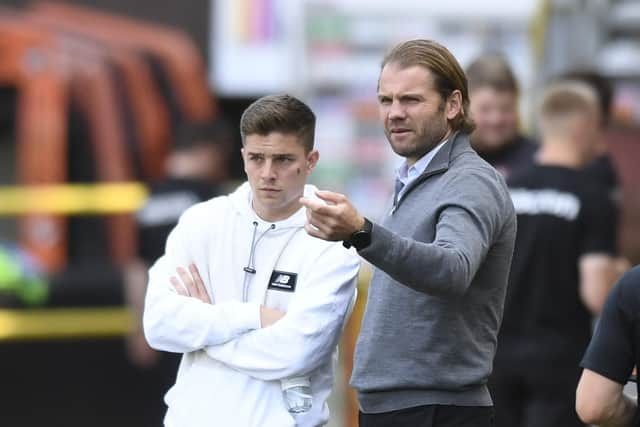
xmin=395 ymin=138 xmax=449 ymax=185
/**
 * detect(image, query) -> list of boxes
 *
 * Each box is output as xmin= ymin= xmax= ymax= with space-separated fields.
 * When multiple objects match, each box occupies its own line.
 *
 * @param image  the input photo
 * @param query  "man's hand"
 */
xmin=299 ymin=190 xmax=365 ymax=241
xmin=260 ymin=306 xmax=285 ymax=328
xmin=170 ymin=263 xmax=212 ymax=304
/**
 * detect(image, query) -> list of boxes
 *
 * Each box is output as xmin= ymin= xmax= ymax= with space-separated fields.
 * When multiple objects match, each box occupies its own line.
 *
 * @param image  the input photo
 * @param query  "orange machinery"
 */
xmin=1 ymin=4 xmax=217 ymax=272
xmin=0 ymin=12 xmax=142 ymax=270
xmin=0 ymin=16 xmax=69 ymax=272
xmin=29 ymin=1 xmax=216 ymax=126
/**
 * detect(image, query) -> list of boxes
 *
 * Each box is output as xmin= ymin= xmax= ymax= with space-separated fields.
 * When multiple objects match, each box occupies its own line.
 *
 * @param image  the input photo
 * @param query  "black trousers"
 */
xmin=359 ymin=405 xmax=494 ymax=427
xmin=490 ymin=348 xmax=584 ymax=427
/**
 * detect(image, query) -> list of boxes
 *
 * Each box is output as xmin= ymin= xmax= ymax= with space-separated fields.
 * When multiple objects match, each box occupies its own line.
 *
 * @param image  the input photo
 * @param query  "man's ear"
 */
xmin=306 ymin=150 xmax=320 ymax=173
xmin=445 ymin=90 xmax=463 ymax=121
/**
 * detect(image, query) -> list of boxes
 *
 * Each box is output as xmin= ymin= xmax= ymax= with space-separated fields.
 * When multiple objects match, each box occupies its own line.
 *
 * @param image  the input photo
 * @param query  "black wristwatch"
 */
xmin=343 ymin=217 xmax=372 ymax=250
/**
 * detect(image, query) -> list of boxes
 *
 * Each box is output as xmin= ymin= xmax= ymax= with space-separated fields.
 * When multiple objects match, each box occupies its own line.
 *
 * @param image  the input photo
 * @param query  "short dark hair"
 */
xmin=239 ymin=94 xmax=316 ymax=152
xmin=381 ymin=39 xmax=475 ymax=134
xmin=466 ymin=54 xmax=519 ymax=94
xmin=555 ymin=69 xmax=613 ymax=125
xmin=173 ymin=119 xmax=234 ymax=151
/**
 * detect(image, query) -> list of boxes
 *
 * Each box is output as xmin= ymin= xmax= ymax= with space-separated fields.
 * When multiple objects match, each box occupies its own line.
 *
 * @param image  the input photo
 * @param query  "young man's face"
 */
xmin=469 ymin=87 xmax=519 ymax=154
xmin=377 ymin=63 xmax=458 ymax=166
xmin=242 ymin=132 xmax=318 ymax=222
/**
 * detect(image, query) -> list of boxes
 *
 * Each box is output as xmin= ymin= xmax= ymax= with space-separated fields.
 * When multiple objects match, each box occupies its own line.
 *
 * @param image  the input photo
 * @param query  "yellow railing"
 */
xmin=0 ymin=307 xmax=134 ymax=340
xmin=0 ymin=182 xmax=147 ymax=340
xmin=0 ymin=182 xmax=148 ymax=215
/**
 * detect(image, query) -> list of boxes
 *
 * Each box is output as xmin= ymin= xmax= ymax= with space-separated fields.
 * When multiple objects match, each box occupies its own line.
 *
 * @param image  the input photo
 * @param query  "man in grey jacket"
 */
xmin=300 ymin=39 xmax=517 ymax=426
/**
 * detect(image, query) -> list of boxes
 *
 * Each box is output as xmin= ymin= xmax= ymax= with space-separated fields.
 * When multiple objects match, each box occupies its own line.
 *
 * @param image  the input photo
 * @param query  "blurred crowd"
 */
xmin=466 ymin=54 xmax=632 ymax=427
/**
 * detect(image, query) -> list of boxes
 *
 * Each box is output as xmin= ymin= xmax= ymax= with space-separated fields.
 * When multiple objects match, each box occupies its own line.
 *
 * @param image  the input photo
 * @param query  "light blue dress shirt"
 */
xmin=394 ymin=138 xmax=449 ymax=203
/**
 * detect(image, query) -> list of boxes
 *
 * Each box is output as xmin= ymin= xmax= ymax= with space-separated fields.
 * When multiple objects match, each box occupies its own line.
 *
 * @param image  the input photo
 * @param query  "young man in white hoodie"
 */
xmin=143 ymin=94 xmax=360 ymax=427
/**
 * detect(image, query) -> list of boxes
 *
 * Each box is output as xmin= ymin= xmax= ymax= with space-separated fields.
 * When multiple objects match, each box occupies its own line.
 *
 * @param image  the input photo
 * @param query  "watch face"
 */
xmin=346 ymin=218 xmax=372 ymax=250
xmin=351 ymin=230 xmax=371 ymax=249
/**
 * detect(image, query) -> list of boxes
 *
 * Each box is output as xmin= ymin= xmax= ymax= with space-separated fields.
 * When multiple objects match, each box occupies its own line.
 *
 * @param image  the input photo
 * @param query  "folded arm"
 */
xmin=204 ymin=245 xmax=360 ymax=381
xmin=143 ymin=211 xmax=262 ymax=353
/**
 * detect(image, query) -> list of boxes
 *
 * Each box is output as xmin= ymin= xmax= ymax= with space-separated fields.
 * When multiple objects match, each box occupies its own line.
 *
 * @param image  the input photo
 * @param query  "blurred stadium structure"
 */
xmin=0 ymin=1 xmax=639 ymax=426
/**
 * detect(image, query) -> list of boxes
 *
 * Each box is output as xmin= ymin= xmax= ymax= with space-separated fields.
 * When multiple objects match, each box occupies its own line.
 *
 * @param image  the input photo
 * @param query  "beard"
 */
xmin=385 ymin=113 xmax=450 ymax=161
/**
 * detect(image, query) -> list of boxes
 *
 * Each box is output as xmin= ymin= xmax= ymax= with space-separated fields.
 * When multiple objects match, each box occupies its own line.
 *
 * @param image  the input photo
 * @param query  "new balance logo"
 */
xmin=274 ymin=274 xmax=290 ymax=285
xmin=268 ymin=270 xmax=297 ymax=292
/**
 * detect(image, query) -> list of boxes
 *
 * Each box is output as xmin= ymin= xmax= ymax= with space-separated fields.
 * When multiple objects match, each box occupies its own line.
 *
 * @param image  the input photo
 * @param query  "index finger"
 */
xmin=177 ymin=267 xmax=197 ymax=297
xmin=189 ymin=263 xmax=212 ymax=303
xmin=299 ymin=197 xmax=333 ymax=215
xmin=170 ymin=276 xmax=188 ymax=296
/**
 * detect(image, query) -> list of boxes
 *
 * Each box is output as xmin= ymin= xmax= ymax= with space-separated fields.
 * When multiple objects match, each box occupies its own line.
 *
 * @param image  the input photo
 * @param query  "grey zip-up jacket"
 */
xmin=351 ymin=132 xmax=517 ymax=413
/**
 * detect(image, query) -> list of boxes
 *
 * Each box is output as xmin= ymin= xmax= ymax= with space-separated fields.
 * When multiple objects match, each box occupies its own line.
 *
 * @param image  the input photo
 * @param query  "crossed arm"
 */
xmin=142 ymin=218 xmax=285 ymax=353
xmin=143 ymin=260 xmax=287 ymax=353
xmin=169 ymin=263 xmax=285 ymax=327
xmin=143 ymin=227 xmax=359 ymax=381
xmin=202 ymin=247 xmax=358 ymax=381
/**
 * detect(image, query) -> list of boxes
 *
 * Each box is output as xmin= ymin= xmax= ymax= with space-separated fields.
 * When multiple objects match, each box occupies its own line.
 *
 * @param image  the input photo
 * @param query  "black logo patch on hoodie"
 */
xmin=268 ymin=270 xmax=297 ymax=292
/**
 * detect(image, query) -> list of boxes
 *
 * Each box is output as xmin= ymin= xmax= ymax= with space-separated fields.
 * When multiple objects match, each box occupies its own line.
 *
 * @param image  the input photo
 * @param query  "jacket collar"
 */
xmin=420 ymin=131 xmax=471 ymax=177
xmin=390 ymin=131 xmax=472 ymax=214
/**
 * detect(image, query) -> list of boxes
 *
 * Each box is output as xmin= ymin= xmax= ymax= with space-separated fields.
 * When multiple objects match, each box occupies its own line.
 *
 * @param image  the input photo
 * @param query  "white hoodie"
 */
xmin=143 ymin=182 xmax=360 ymax=427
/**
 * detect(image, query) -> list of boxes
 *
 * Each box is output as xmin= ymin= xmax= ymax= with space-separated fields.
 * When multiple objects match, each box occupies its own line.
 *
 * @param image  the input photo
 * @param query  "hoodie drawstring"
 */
xmin=242 ymin=223 xmax=304 ymax=303
xmin=242 ymin=222 xmax=275 ymax=302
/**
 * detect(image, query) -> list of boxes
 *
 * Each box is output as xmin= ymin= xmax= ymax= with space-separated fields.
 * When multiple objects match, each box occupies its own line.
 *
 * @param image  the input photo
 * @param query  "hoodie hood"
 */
xmin=228 ymin=182 xmax=320 ymax=231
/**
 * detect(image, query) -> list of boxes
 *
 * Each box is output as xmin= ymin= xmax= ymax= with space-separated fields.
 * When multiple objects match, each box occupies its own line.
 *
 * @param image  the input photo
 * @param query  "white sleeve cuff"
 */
xmin=202 ymin=300 xmax=262 ymax=344
xmin=231 ymin=301 xmax=262 ymax=331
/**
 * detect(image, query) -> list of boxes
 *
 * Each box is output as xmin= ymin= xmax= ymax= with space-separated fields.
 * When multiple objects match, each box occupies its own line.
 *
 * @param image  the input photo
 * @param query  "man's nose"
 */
xmin=388 ymin=100 xmax=406 ymax=120
xmin=260 ymin=159 xmax=276 ymax=179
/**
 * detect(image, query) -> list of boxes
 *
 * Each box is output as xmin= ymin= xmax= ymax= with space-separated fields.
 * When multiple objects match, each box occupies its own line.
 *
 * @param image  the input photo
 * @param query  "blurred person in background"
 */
xmin=466 ymin=54 xmax=537 ymax=179
xmin=576 ymin=265 xmax=640 ymax=427
xmin=555 ymin=69 xmax=632 ymax=297
xmin=124 ymin=119 xmax=233 ymax=368
xmin=143 ymin=94 xmax=360 ymax=427
xmin=136 ymin=121 xmax=233 ymax=269
xmin=558 ymin=70 xmax=619 ymax=201
xmin=491 ymin=81 xmax=620 ymax=427
xmin=301 ymin=39 xmax=516 ymax=427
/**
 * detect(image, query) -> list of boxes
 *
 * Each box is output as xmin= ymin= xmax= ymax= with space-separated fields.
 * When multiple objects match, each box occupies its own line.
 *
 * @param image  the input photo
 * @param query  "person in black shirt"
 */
xmin=125 ymin=119 xmax=233 ymax=367
xmin=577 ymin=265 xmax=640 ymax=426
xmin=556 ymin=70 xmax=622 ymax=216
xmin=136 ymin=121 xmax=232 ymax=265
xmin=491 ymin=81 xmax=619 ymax=427
xmin=466 ymin=54 xmax=537 ymax=179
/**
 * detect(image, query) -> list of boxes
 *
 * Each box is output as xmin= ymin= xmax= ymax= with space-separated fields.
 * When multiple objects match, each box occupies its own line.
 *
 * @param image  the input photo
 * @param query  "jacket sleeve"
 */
xmin=143 ymin=207 xmax=262 ymax=353
xmin=204 ymin=244 xmax=360 ymax=380
xmin=359 ymin=169 xmax=515 ymax=297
